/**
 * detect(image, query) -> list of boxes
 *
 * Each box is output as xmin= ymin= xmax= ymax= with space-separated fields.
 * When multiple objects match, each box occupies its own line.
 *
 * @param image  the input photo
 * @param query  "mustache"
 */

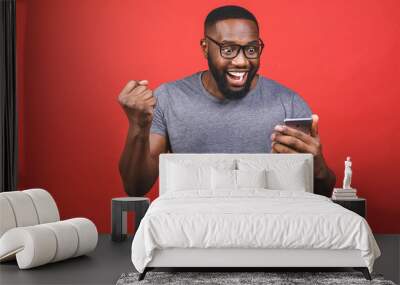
xmin=207 ymin=57 xmax=258 ymax=100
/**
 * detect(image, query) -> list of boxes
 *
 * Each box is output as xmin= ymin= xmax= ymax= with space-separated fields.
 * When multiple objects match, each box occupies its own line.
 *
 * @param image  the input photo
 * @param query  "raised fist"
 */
xmin=118 ymin=80 xmax=156 ymax=129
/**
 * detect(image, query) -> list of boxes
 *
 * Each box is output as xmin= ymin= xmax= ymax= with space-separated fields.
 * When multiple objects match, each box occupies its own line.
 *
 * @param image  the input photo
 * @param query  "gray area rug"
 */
xmin=116 ymin=271 xmax=396 ymax=285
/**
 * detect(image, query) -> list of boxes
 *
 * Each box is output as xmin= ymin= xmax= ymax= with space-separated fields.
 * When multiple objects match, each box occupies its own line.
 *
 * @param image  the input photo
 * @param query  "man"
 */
xmin=118 ymin=5 xmax=336 ymax=197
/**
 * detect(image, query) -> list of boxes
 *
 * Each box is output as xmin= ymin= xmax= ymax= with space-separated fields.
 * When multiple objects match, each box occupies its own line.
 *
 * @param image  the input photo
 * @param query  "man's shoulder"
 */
xmin=258 ymin=75 xmax=298 ymax=98
xmin=258 ymin=75 xmax=312 ymax=116
xmin=154 ymin=72 xmax=201 ymax=95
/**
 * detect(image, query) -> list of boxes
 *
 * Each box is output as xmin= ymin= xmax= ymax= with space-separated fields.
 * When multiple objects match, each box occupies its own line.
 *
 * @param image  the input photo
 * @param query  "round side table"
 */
xmin=111 ymin=197 xmax=150 ymax=242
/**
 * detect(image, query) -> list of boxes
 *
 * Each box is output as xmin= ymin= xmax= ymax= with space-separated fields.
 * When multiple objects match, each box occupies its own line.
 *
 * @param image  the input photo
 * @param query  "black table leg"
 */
xmin=111 ymin=201 xmax=126 ymax=241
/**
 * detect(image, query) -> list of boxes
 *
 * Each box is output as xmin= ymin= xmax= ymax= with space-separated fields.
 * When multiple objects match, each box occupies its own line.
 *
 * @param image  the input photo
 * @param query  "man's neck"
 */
xmin=201 ymin=70 xmax=259 ymax=100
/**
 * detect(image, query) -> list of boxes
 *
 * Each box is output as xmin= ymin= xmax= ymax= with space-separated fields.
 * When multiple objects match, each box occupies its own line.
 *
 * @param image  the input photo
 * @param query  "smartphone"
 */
xmin=283 ymin=117 xmax=313 ymax=135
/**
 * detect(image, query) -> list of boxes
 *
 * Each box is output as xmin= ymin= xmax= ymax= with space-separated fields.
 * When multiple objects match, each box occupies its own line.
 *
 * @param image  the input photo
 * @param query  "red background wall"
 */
xmin=16 ymin=0 xmax=400 ymax=233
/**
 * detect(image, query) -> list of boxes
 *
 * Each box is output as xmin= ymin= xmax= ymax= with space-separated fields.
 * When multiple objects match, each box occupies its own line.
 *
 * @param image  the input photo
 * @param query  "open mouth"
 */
xmin=226 ymin=71 xmax=248 ymax=87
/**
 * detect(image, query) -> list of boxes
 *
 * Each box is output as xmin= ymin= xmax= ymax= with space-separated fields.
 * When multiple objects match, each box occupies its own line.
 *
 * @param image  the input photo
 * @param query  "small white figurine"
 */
xmin=342 ymin=156 xmax=352 ymax=189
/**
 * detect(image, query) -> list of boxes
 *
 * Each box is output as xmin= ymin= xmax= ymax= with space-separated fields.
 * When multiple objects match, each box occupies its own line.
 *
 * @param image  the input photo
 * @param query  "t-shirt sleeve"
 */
xmin=150 ymin=84 xmax=169 ymax=137
xmin=290 ymin=93 xmax=313 ymax=118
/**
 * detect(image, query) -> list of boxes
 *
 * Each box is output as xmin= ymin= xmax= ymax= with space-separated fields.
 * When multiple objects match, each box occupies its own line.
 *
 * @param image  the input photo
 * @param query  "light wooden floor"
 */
xmin=0 ymin=234 xmax=398 ymax=285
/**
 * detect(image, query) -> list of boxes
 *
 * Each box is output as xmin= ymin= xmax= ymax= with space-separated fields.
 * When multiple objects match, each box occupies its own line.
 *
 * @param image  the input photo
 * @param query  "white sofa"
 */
xmin=0 ymin=188 xmax=98 ymax=269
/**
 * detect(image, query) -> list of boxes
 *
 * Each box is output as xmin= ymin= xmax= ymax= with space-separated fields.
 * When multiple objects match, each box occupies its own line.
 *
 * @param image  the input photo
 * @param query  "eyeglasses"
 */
xmin=205 ymin=36 xmax=264 ymax=59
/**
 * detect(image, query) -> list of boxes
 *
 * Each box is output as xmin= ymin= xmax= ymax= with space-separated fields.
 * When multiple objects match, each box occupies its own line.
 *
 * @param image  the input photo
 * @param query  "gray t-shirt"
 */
xmin=150 ymin=71 xmax=312 ymax=153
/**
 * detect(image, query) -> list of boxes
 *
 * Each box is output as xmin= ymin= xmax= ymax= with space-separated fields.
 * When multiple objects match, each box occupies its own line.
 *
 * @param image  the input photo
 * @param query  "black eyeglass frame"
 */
xmin=204 ymin=35 xmax=265 ymax=59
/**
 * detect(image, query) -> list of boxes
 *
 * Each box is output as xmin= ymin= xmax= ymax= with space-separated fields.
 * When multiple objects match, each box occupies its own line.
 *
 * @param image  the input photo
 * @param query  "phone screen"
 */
xmin=283 ymin=118 xmax=313 ymax=135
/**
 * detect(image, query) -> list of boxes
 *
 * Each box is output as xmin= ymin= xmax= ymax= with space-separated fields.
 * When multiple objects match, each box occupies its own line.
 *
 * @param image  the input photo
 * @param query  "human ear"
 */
xmin=200 ymin=39 xmax=208 ymax=59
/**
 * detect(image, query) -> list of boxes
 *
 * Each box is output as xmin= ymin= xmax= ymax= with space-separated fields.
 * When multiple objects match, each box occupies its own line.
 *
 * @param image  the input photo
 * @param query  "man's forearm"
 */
xmin=314 ymin=167 xmax=336 ymax=197
xmin=119 ymin=128 xmax=158 ymax=197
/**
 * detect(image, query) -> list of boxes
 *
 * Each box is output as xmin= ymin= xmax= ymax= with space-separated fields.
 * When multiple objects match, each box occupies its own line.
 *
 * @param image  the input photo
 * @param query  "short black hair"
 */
xmin=204 ymin=5 xmax=259 ymax=35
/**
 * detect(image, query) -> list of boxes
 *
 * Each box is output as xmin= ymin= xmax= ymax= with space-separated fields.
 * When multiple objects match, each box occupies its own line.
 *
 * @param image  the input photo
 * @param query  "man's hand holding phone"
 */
xmin=271 ymin=114 xmax=328 ymax=179
xmin=271 ymin=115 xmax=319 ymax=153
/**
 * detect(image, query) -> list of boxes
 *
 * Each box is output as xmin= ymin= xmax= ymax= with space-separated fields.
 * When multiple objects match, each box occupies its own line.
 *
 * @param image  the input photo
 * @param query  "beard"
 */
xmin=207 ymin=56 xmax=259 ymax=100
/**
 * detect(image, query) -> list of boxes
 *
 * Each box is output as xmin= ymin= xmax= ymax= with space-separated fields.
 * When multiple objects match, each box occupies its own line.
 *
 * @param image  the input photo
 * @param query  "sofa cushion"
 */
xmin=24 ymin=189 xmax=60 ymax=224
xmin=0 ymin=196 xmax=17 ymax=237
xmin=0 ymin=192 xmax=39 ymax=227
